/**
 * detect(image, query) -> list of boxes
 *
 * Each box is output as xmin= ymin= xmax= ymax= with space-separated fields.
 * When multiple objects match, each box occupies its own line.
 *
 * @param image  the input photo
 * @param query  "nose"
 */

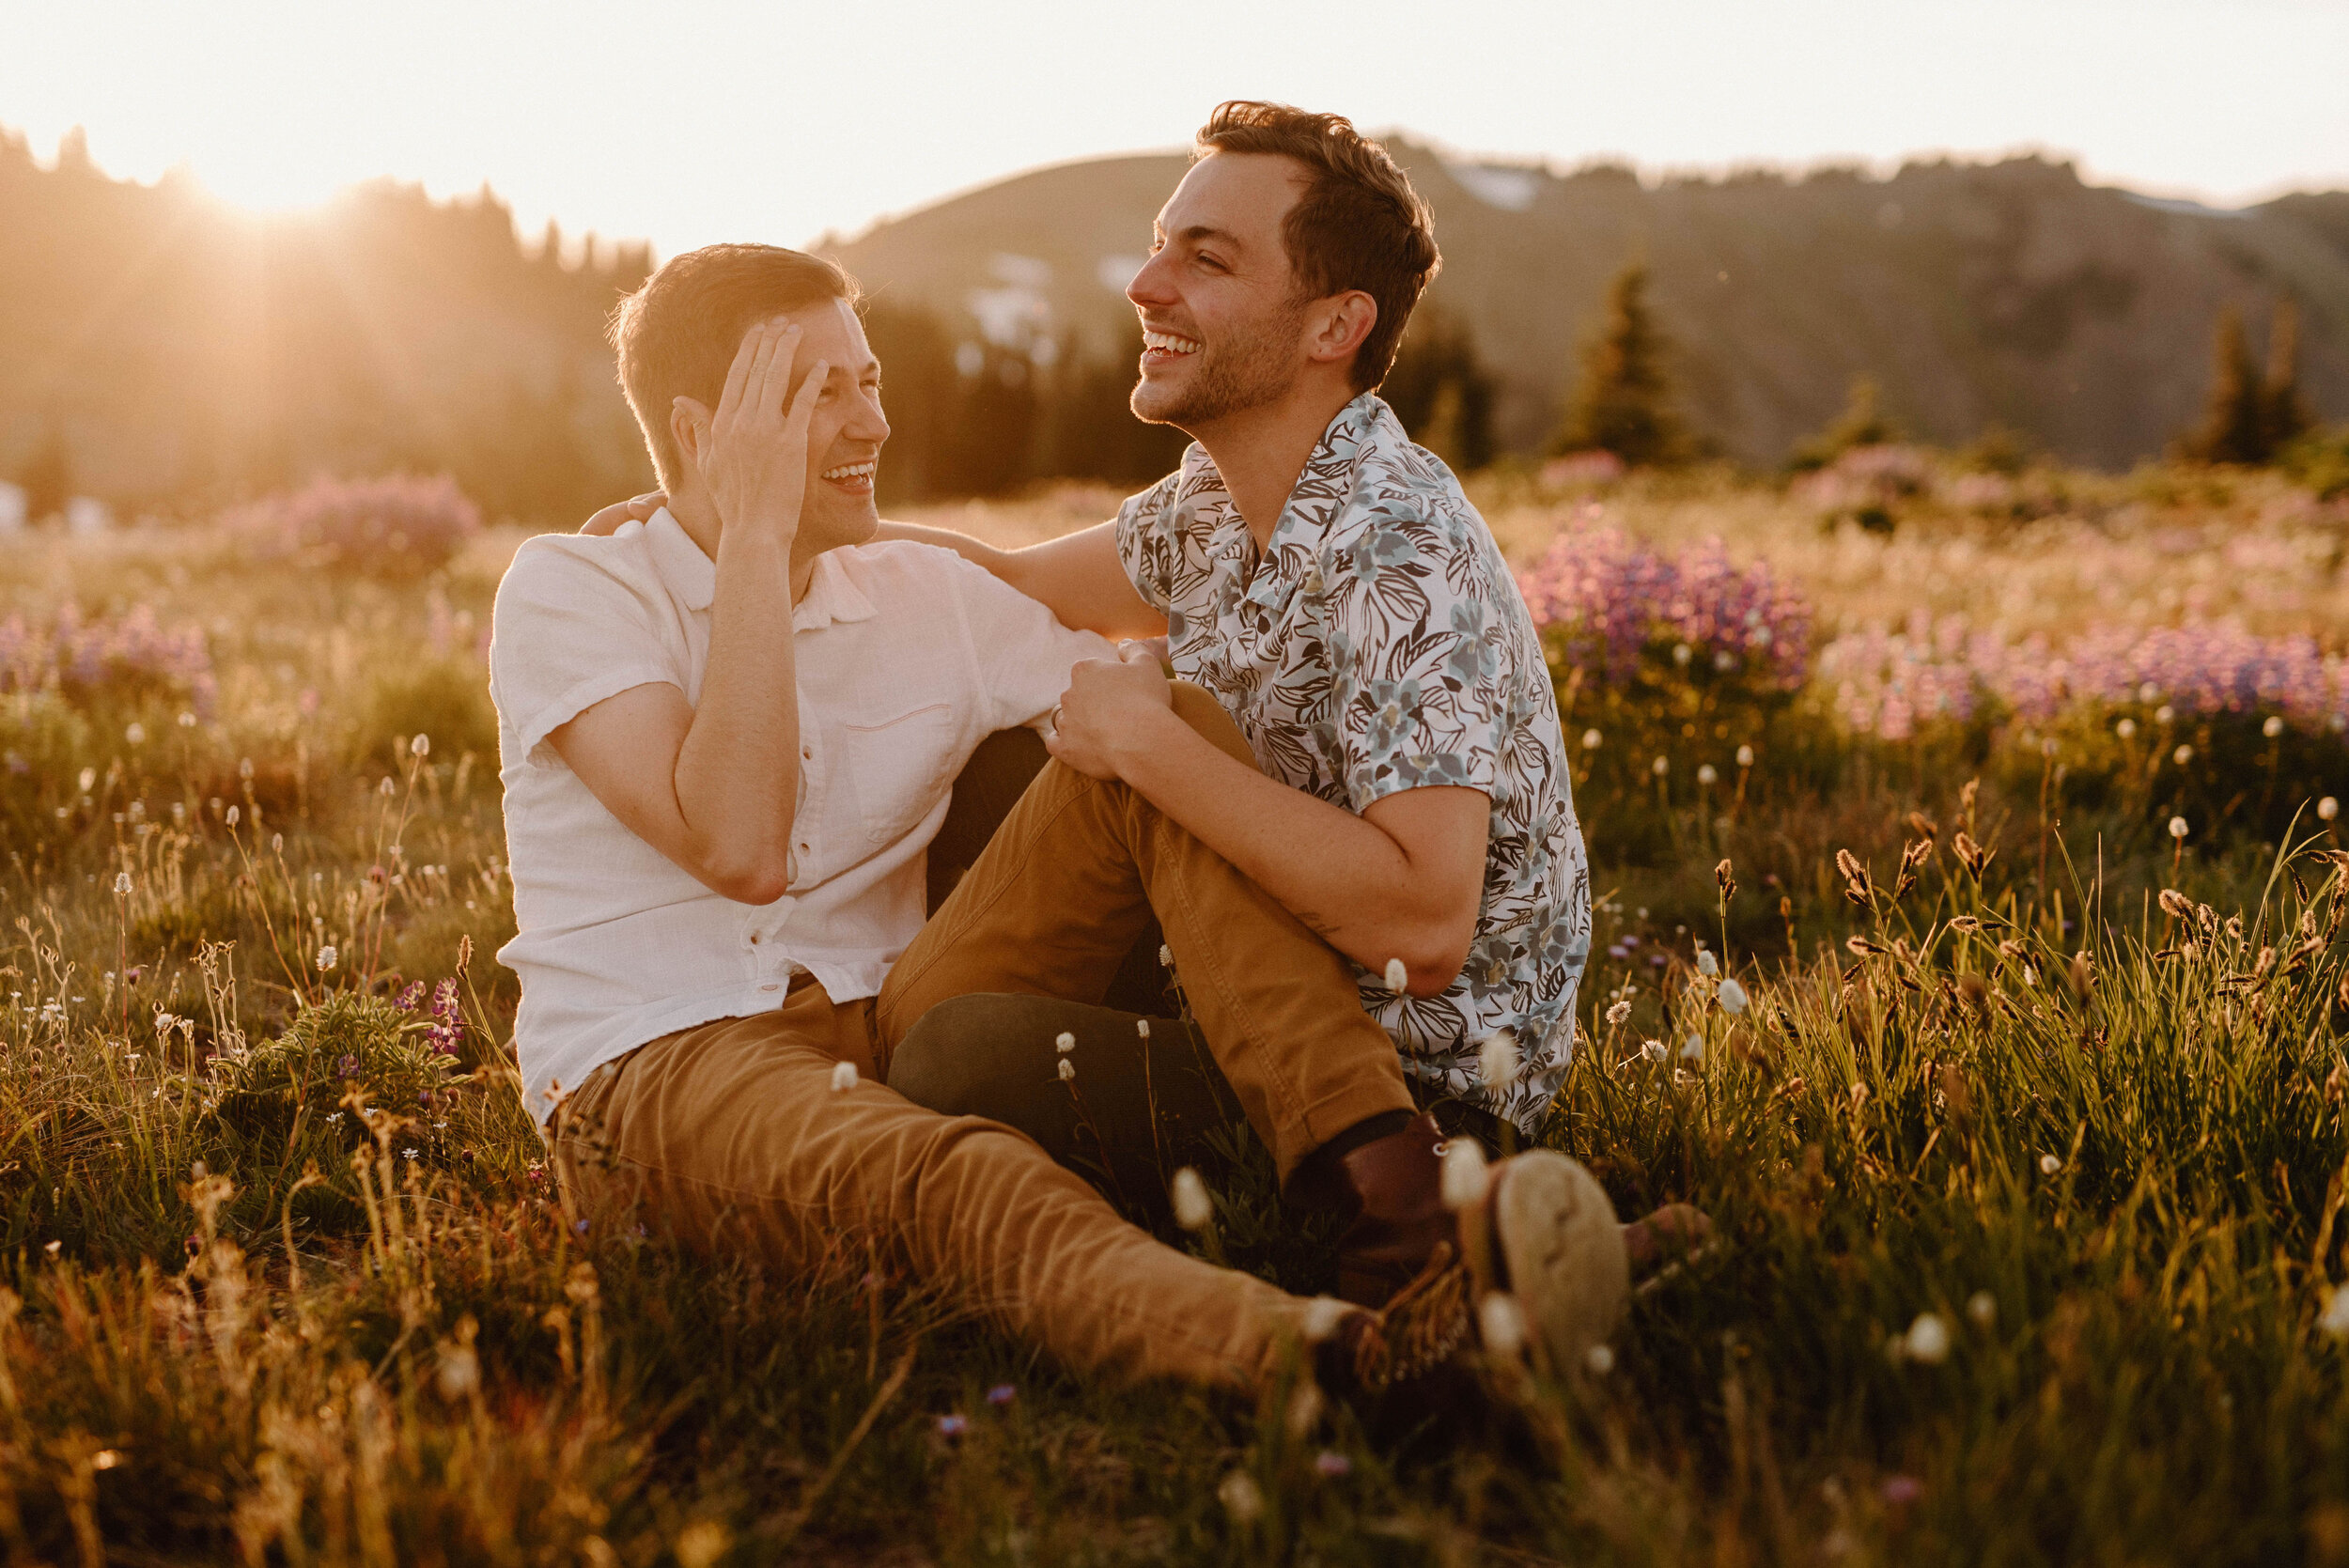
xmin=849 ymin=383 xmax=891 ymax=445
xmin=1127 ymin=252 xmax=1176 ymax=312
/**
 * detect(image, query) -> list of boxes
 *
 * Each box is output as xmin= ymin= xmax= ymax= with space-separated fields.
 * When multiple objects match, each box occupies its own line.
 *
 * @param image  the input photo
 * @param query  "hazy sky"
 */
xmin=5 ymin=0 xmax=2343 ymax=257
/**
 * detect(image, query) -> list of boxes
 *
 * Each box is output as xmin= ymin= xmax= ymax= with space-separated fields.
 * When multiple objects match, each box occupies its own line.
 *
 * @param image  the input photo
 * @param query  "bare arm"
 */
xmin=585 ymin=502 xmax=1165 ymax=643
xmin=548 ymin=320 xmax=830 ymax=905
xmin=1050 ymin=649 xmax=1489 ymax=993
xmin=875 ymin=519 xmax=1166 ymax=642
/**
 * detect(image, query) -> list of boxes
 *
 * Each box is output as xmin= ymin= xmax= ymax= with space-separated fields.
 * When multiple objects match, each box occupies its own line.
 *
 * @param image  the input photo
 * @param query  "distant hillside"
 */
xmin=7 ymin=124 xmax=2345 ymax=520
xmin=828 ymin=143 xmax=2349 ymax=468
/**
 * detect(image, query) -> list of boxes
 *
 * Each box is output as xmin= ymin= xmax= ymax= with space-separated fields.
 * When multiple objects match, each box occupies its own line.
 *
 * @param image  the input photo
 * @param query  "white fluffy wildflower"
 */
xmin=1718 ymin=977 xmax=1750 ymax=1015
xmin=1681 ymin=1033 xmax=1704 ymax=1063
xmin=113 ymin=872 xmax=132 ymax=895
xmin=1697 ymin=764 xmax=1719 ymax=786
xmin=1640 ymin=1038 xmax=1668 ymax=1063
xmin=315 ymin=945 xmax=337 ymax=971
xmin=2169 ymin=816 xmax=2189 ymax=840
xmin=1477 ymin=1292 xmax=1527 ymax=1357
xmin=1056 ymin=1057 xmax=1076 ymax=1081
xmin=1439 ymin=1139 xmax=1490 ymax=1210
xmin=829 ymin=1060 xmax=859 ymax=1094
xmin=412 ymin=733 xmax=432 ymax=757
xmin=2265 ymin=716 xmax=2286 ymax=739
xmin=1606 ymin=999 xmax=1633 ymax=1027
xmin=1218 ymin=1470 xmax=1264 ymax=1526
xmin=1135 ymin=1018 xmax=1150 ymax=1039
xmin=1903 ymin=1312 xmax=1951 ymax=1364
xmin=1696 ymin=948 xmax=1719 ymax=977
xmin=1300 ymin=1296 xmax=1351 ymax=1343
xmin=1479 ymin=1029 xmax=1519 ymax=1090
xmin=1585 ymin=1343 xmax=1616 ymax=1375
xmin=1383 ymin=957 xmax=1408 ymax=991
xmin=2323 ymin=798 xmax=2341 ymax=823
xmin=1171 ymin=1167 xmax=1213 ymax=1232
xmin=1054 ymin=1032 xmax=1076 ymax=1055
xmin=2039 ymin=1153 xmax=2062 ymax=1175
xmin=1966 ymin=1290 xmax=1998 ymax=1329
xmin=2322 ymin=1286 xmax=2349 ymax=1339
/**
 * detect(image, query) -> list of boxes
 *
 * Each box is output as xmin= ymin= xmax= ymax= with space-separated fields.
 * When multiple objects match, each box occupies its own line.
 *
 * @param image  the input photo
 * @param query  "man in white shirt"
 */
xmin=494 ymin=242 xmax=1629 ymax=1403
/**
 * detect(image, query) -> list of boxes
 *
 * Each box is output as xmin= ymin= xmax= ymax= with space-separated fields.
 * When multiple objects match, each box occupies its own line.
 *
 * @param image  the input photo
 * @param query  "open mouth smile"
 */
xmin=819 ymin=459 xmax=878 ymax=493
xmin=1142 ymin=329 xmax=1201 ymax=366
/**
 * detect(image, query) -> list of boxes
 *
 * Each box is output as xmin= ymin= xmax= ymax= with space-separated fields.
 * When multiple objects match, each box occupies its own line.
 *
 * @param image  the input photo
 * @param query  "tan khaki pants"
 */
xmin=552 ymin=687 xmax=1414 ymax=1389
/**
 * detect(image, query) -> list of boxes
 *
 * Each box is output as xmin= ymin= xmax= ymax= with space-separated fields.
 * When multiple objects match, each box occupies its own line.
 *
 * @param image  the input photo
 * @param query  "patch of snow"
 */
xmin=2123 ymin=193 xmax=2250 ymax=221
xmin=988 ymin=253 xmax=1053 ymax=288
xmin=1449 ymin=163 xmax=1543 ymax=212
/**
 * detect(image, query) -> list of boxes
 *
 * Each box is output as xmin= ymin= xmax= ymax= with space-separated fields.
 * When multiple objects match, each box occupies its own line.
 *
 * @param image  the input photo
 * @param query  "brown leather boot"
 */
xmin=1287 ymin=1112 xmax=1466 ymax=1307
xmin=1310 ymin=1150 xmax=1633 ymax=1434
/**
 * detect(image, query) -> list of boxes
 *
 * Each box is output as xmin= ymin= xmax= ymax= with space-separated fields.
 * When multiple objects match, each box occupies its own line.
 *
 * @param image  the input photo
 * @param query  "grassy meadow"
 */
xmin=6 ymin=455 xmax=2349 ymax=1564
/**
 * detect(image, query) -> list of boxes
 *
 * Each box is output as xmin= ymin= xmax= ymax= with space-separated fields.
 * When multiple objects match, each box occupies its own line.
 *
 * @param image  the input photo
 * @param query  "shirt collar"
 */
xmin=638 ymin=508 xmax=876 ymax=629
xmin=792 ymin=548 xmax=879 ymax=631
xmin=643 ymin=508 xmax=716 ymax=612
xmin=1183 ymin=392 xmax=1387 ymax=608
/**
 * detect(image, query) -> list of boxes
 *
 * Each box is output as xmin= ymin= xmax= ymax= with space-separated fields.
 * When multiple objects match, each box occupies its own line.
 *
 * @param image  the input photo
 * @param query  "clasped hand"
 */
xmin=1046 ymin=643 xmax=1174 ymax=779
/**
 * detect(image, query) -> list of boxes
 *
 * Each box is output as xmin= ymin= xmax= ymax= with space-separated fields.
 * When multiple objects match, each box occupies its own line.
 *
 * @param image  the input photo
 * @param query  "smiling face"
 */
xmin=776 ymin=296 xmax=890 ymax=558
xmin=1126 ymin=151 xmax=1317 ymax=433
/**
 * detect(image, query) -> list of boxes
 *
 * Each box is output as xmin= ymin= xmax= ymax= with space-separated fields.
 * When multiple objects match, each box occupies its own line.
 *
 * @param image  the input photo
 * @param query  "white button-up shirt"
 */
xmin=490 ymin=509 xmax=1110 ymax=1124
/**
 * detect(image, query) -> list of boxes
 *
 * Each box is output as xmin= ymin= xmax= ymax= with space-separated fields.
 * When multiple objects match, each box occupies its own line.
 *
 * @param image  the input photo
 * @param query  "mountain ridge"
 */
xmin=826 ymin=140 xmax=2349 ymax=467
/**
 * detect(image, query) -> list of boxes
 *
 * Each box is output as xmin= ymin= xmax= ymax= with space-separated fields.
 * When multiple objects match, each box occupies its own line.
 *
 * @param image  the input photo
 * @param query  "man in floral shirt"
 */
xmin=880 ymin=101 xmax=1701 ymax=1301
xmin=1113 ymin=393 xmax=1587 ymax=1130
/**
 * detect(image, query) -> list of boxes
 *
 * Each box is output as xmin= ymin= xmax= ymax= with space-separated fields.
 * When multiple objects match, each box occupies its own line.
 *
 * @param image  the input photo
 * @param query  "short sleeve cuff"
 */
xmin=1346 ymin=751 xmax=1498 ymax=814
xmin=511 ymin=669 xmax=679 ymax=768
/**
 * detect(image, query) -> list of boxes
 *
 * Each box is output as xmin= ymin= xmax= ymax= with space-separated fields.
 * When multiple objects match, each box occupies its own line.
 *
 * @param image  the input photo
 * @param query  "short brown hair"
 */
xmin=1193 ymin=101 xmax=1440 ymax=393
xmin=607 ymin=244 xmax=859 ymax=489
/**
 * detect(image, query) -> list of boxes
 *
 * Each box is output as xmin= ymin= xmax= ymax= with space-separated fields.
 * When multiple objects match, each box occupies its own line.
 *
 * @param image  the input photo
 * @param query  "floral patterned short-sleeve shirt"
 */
xmin=1115 ymin=394 xmax=1592 ymax=1130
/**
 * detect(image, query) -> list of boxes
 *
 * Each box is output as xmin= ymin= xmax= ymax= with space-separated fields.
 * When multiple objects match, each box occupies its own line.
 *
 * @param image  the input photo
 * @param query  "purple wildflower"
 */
xmin=427 ymin=977 xmax=464 ymax=1056
xmin=1517 ymin=527 xmax=1812 ymax=690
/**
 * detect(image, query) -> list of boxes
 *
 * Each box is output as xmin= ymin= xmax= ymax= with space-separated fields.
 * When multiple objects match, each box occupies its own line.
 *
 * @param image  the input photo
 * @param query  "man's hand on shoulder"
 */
xmin=1046 ymin=642 xmax=1175 ymax=780
xmin=579 ymin=491 xmax=666 ymax=536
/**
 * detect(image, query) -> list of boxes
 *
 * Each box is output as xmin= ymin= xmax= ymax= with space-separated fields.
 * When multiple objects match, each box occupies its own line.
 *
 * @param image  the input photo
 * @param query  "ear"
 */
xmin=1306 ymin=291 xmax=1379 ymax=368
xmin=669 ymin=396 xmax=713 ymax=472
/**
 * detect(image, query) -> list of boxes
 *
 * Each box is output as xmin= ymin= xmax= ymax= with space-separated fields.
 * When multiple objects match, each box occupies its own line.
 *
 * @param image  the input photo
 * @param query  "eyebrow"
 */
xmin=1156 ymin=223 xmax=1247 ymax=252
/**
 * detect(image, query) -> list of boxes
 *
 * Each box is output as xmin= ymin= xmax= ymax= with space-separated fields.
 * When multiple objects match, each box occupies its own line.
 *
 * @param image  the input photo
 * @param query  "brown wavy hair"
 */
xmin=608 ymin=244 xmax=859 ymax=489
xmin=1193 ymin=101 xmax=1441 ymax=394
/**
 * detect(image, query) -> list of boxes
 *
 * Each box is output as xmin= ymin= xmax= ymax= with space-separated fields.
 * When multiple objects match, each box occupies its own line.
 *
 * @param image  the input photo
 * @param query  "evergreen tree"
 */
xmin=2179 ymin=304 xmax=2269 ymax=463
xmin=1381 ymin=303 xmax=1496 ymax=473
xmin=1552 ymin=262 xmax=1686 ymax=468
xmin=15 ymin=425 xmax=70 ymax=523
xmin=2263 ymin=299 xmax=2314 ymax=454
xmin=1789 ymin=377 xmax=1906 ymax=471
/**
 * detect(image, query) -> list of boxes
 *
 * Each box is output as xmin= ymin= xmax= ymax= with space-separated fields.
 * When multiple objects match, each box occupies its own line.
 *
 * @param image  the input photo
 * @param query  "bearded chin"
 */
xmin=1131 ymin=316 xmax=1303 ymax=428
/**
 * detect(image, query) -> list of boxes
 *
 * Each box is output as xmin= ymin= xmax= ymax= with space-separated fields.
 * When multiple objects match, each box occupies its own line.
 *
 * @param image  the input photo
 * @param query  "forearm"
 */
xmin=673 ymin=532 xmax=800 ymax=894
xmin=874 ymin=519 xmax=1165 ymax=641
xmin=874 ymin=520 xmax=1018 ymax=581
xmin=1110 ymin=710 xmax=1467 ymax=991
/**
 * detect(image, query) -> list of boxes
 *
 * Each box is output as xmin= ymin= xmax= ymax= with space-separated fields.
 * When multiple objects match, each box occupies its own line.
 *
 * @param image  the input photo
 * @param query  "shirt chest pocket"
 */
xmin=839 ymin=702 xmax=959 ymax=849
